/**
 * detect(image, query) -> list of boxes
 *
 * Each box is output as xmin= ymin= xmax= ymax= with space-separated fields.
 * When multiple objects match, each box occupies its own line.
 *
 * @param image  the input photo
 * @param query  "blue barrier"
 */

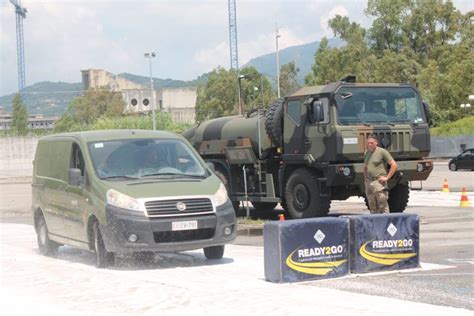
xmin=264 ymin=218 xmax=350 ymax=283
xmin=346 ymin=213 xmax=420 ymax=273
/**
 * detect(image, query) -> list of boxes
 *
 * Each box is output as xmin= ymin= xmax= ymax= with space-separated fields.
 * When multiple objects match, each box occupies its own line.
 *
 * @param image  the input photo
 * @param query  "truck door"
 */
xmin=283 ymin=98 xmax=307 ymax=155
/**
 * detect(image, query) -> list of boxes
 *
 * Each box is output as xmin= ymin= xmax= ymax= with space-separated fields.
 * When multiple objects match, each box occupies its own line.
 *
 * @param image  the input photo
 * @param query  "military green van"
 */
xmin=32 ymin=130 xmax=236 ymax=268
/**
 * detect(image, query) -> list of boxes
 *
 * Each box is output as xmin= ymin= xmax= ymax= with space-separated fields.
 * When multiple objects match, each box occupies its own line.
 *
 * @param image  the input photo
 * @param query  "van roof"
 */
xmin=39 ymin=129 xmax=181 ymax=143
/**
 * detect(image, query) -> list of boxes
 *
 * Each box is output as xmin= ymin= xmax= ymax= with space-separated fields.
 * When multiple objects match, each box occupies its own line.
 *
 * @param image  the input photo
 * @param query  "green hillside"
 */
xmin=243 ymin=38 xmax=343 ymax=85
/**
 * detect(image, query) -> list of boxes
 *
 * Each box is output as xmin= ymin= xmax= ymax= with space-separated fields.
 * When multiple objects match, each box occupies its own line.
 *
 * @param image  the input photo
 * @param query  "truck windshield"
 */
xmin=88 ymin=139 xmax=208 ymax=180
xmin=335 ymin=87 xmax=425 ymax=125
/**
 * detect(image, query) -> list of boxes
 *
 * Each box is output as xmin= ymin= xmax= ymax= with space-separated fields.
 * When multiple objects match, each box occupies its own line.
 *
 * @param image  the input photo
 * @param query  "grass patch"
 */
xmin=237 ymin=218 xmax=268 ymax=226
xmin=431 ymin=115 xmax=474 ymax=136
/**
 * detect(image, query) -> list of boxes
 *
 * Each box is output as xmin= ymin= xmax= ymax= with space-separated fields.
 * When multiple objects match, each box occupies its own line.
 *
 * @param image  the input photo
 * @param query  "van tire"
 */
xmin=203 ymin=245 xmax=225 ymax=259
xmin=36 ymin=215 xmax=59 ymax=256
xmin=93 ymin=222 xmax=114 ymax=268
xmin=214 ymin=168 xmax=240 ymax=212
xmin=285 ymin=168 xmax=330 ymax=219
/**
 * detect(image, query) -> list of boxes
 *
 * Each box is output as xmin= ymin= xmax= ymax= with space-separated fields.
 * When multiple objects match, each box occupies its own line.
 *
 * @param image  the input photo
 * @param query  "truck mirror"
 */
xmin=312 ymin=100 xmax=324 ymax=123
xmin=206 ymin=162 xmax=216 ymax=172
xmin=68 ymin=168 xmax=83 ymax=186
xmin=422 ymin=102 xmax=433 ymax=126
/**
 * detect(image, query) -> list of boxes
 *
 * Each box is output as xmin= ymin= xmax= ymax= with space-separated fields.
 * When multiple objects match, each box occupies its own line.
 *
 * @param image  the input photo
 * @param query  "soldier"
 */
xmin=363 ymin=133 xmax=398 ymax=213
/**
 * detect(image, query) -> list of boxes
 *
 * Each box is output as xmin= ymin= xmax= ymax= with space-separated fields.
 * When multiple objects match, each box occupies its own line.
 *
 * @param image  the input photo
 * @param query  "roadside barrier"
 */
xmin=442 ymin=178 xmax=450 ymax=193
xmin=264 ymin=218 xmax=349 ymax=283
xmin=346 ymin=213 xmax=419 ymax=273
xmin=460 ymin=187 xmax=471 ymax=207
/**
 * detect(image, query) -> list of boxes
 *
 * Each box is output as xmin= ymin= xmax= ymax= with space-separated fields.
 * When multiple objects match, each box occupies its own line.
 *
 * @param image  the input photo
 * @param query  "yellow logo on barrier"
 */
xmin=285 ymin=249 xmax=347 ymax=276
xmin=359 ymin=241 xmax=417 ymax=266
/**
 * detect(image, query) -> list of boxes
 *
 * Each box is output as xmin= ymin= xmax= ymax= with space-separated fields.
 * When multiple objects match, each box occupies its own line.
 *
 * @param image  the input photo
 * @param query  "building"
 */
xmin=81 ymin=69 xmax=145 ymax=91
xmin=81 ymin=69 xmax=197 ymax=124
xmin=0 ymin=107 xmax=58 ymax=130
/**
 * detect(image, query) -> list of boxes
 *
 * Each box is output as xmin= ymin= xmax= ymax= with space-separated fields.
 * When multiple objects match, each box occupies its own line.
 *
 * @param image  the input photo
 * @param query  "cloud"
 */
xmin=320 ymin=5 xmax=349 ymax=37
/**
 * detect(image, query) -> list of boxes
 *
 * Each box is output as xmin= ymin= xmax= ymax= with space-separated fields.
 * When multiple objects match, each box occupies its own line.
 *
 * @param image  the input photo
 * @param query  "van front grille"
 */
xmin=145 ymin=198 xmax=214 ymax=217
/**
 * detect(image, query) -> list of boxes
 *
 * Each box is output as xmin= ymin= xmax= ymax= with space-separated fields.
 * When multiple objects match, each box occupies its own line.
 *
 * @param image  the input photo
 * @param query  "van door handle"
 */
xmin=32 ymin=184 xmax=45 ymax=189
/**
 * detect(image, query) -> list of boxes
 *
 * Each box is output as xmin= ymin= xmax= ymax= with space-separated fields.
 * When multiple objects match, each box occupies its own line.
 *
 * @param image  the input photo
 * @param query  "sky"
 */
xmin=0 ymin=0 xmax=472 ymax=96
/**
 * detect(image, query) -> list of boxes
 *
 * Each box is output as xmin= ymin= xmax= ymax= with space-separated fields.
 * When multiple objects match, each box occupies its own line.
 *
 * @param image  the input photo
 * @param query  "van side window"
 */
xmin=71 ymin=143 xmax=85 ymax=178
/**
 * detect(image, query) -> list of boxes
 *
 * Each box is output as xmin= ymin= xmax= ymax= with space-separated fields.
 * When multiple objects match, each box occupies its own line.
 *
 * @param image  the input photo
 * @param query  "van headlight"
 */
xmin=106 ymin=189 xmax=144 ymax=212
xmin=213 ymin=183 xmax=229 ymax=207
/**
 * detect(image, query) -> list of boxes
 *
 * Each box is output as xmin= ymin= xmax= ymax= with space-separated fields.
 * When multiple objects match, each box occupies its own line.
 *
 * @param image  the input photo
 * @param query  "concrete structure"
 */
xmin=0 ymin=107 xmax=58 ymax=130
xmin=81 ymin=69 xmax=145 ymax=91
xmin=158 ymin=87 xmax=197 ymax=124
xmin=81 ymin=69 xmax=197 ymax=124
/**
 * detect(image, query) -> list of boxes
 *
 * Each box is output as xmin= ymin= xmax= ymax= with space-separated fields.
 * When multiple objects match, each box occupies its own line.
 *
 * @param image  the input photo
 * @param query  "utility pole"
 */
xmin=275 ymin=23 xmax=281 ymax=98
xmin=144 ymin=52 xmax=156 ymax=130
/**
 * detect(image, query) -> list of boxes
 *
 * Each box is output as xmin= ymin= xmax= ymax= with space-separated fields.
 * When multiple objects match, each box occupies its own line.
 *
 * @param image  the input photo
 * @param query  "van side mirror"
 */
xmin=422 ymin=102 xmax=433 ymax=126
xmin=68 ymin=168 xmax=83 ymax=186
xmin=206 ymin=162 xmax=216 ymax=172
xmin=312 ymin=100 xmax=324 ymax=123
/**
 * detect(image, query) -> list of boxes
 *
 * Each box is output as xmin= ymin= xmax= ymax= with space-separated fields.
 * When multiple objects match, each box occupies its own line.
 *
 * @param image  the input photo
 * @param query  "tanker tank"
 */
xmin=183 ymin=112 xmax=274 ymax=157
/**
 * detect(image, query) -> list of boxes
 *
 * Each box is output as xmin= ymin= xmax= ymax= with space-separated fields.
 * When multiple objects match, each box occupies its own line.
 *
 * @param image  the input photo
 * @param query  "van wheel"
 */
xmin=93 ymin=222 xmax=114 ymax=268
xmin=214 ymin=168 xmax=240 ymax=212
xmin=252 ymin=202 xmax=278 ymax=212
xmin=285 ymin=168 xmax=330 ymax=219
xmin=36 ymin=215 xmax=59 ymax=256
xmin=203 ymin=245 xmax=225 ymax=259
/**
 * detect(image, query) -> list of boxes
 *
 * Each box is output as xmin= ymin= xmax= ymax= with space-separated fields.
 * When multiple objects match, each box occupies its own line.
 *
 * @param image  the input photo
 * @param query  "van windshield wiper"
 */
xmin=141 ymin=172 xmax=206 ymax=179
xmin=101 ymin=175 xmax=139 ymax=180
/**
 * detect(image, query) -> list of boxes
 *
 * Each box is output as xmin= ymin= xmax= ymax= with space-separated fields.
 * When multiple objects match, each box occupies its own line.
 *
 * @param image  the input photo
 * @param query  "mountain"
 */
xmin=0 ymin=81 xmax=83 ymax=117
xmin=243 ymin=38 xmax=344 ymax=85
xmin=0 ymin=74 xmax=210 ymax=116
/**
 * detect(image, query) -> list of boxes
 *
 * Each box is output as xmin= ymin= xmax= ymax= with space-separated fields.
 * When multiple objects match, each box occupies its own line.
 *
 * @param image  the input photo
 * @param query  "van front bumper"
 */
xmin=100 ymin=200 xmax=236 ymax=254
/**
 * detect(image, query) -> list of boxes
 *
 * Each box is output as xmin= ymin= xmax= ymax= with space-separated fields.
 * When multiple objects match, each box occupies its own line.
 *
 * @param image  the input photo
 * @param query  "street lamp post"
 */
xmin=275 ymin=24 xmax=281 ymax=98
xmin=144 ymin=52 xmax=156 ymax=130
xmin=238 ymin=74 xmax=246 ymax=115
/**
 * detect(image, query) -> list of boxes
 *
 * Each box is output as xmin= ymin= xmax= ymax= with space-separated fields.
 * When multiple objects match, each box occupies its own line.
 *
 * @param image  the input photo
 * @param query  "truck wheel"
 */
xmin=93 ymin=222 xmax=114 ymax=268
xmin=203 ymin=245 xmax=225 ymax=259
xmin=36 ymin=215 xmax=60 ymax=256
xmin=252 ymin=202 xmax=278 ymax=212
xmin=285 ymin=168 xmax=330 ymax=218
xmin=214 ymin=168 xmax=240 ymax=212
xmin=265 ymin=98 xmax=284 ymax=147
xmin=388 ymin=183 xmax=410 ymax=213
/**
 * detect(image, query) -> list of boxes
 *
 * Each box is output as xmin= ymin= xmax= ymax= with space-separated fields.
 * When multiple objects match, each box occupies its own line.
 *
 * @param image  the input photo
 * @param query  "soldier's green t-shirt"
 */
xmin=364 ymin=146 xmax=394 ymax=180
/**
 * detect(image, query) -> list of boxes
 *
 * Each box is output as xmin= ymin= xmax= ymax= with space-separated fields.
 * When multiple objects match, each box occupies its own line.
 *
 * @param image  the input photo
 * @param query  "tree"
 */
xmin=11 ymin=94 xmax=28 ymax=135
xmin=70 ymin=88 xmax=125 ymax=124
xmin=195 ymin=66 xmax=274 ymax=121
xmin=279 ymin=61 xmax=300 ymax=96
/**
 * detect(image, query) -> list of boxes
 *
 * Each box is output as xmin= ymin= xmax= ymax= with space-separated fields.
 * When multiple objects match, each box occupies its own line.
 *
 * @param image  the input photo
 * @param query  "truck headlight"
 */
xmin=106 ymin=189 xmax=144 ymax=212
xmin=213 ymin=183 xmax=229 ymax=207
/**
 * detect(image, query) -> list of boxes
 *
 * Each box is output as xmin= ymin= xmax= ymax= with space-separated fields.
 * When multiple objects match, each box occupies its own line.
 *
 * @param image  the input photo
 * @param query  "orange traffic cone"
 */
xmin=460 ymin=188 xmax=471 ymax=207
xmin=442 ymin=178 xmax=450 ymax=193
xmin=279 ymin=214 xmax=285 ymax=221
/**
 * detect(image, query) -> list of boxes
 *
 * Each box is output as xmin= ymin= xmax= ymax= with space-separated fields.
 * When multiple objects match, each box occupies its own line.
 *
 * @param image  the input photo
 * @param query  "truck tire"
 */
xmin=214 ymin=168 xmax=240 ymax=212
xmin=252 ymin=202 xmax=278 ymax=212
xmin=265 ymin=98 xmax=284 ymax=147
xmin=285 ymin=168 xmax=330 ymax=219
xmin=388 ymin=182 xmax=409 ymax=213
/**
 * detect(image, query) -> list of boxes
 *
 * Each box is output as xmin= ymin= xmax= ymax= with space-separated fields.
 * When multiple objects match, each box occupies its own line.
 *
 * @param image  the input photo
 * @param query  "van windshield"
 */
xmin=335 ymin=87 xmax=425 ymax=125
xmin=88 ymin=139 xmax=208 ymax=180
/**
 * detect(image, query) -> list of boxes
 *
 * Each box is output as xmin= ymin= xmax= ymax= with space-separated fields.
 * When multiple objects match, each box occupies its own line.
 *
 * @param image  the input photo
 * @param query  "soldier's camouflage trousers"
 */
xmin=365 ymin=179 xmax=388 ymax=214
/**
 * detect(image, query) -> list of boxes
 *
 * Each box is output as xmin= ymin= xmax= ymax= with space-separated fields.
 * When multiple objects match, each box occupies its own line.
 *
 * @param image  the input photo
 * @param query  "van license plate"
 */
xmin=172 ymin=220 xmax=198 ymax=231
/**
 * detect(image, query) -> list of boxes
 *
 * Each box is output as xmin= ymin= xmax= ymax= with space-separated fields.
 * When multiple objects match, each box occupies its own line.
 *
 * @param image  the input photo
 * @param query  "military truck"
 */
xmin=183 ymin=76 xmax=433 ymax=218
